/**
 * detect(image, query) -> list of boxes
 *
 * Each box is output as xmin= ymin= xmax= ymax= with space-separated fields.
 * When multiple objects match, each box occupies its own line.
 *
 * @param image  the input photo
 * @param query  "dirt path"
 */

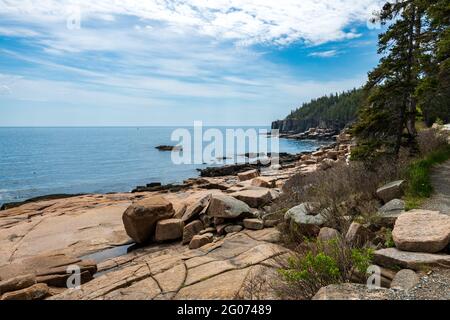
xmin=421 ymin=160 xmax=450 ymax=215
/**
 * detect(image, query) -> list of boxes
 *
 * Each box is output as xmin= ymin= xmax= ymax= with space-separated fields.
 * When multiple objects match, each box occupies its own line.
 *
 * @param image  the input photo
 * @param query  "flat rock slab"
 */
xmin=0 ymin=194 xmax=135 ymax=266
xmin=49 ymin=229 xmax=287 ymax=300
xmin=392 ymin=210 xmax=450 ymax=253
xmin=0 ymin=253 xmax=97 ymax=287
xmin=374 ymin=248 xmax=450 ymax=270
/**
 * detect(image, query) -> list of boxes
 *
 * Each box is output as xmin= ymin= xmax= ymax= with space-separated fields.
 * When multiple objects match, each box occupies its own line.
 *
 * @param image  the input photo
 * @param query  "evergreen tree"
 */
xmin=353 ymin=0 xmax=426 ymax=159
xmin=416 ymin=0 xmax=450 ymax=125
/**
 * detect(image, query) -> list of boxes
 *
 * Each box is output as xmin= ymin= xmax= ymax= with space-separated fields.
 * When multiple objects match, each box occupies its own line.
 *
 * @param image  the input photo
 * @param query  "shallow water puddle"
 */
xmin=81 ymin=243 xmax=135 ymax=264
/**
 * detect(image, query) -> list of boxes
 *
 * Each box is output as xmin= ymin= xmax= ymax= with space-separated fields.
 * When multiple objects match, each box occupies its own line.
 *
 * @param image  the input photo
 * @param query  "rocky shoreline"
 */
xmin=0 ymin=132 xmax=352 ymax=300
xmin=1 ymin=127 xmax=449 ymax=300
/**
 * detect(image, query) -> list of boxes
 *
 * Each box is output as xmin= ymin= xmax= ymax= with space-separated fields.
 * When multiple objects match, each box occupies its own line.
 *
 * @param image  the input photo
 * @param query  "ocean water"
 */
xmin=0 ymin=127 xmax=323 ymax=205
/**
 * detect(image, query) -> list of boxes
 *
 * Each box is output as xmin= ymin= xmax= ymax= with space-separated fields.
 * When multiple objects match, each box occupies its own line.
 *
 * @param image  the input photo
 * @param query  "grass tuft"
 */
xmin=404 ymin=144 xmax=450 ymax=209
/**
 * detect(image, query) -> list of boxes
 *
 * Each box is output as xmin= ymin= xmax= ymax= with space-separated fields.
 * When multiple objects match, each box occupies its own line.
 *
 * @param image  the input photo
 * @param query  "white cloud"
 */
xmin=1 ymin=0 xmax=383 ymax=46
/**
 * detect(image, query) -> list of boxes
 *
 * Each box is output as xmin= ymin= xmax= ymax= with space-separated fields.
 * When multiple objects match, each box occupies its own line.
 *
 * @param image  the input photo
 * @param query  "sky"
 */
xmin=0 ymin=0 xmax=385 ymax=127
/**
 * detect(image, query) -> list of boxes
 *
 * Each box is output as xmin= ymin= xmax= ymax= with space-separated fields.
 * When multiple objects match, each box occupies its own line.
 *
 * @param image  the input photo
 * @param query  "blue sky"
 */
xmin=0 ymin=0 xmax=385 ymax=126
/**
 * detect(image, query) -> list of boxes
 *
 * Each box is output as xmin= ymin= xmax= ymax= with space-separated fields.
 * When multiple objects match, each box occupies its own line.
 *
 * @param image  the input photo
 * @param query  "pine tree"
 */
xmin=352 ymin=0 xmax=426 ymax=159
xmin=416 ymin=0 xmax=450 ymax=125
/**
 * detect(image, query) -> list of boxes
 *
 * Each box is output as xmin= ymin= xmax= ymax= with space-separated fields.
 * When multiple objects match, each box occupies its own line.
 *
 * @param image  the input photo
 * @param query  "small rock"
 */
xmin=216 ymin=224 xmax=232 ymax=236
xmin=154 ymin=219 xmax=184 ymax=242
xmin=182 ymin=195 xmax=211 ymax=222
xmin=251 ymin=177 xmax=277 ymax=188
xmin=263 ymin=220 xmax=279 ymax=228
xmin=392 ymin=210 xmax=450 ymax=253
xmin=377 ymin=199 xmax=405 ymax=227
xmin=199 ymin=227 xmax=216 ymax=235
xmin=122 ymin=196 xmax=175 ymax=244
xmin=1 ymin=283 xmax=49 ymax=300
xmin=155 ymin=145 xmax=182 ymax=151
xmin=345 ymin=222 xmax=374 ymax=247
xmin=224 ymin=225 xmax=243 ymax=234
xmin=376 ymin=180 xmax=406 ymax=203
xmin=312 ymin=150 xmax=325 ymax=157
xmin=199 ymin=213 xmax=212 ymax=227
xmin=231 ymin=188 xmax=272 ymax=208
xmin=312 ymin=283 xmax=392 ymax=300
xmin=390 ymin=269 xmax=420 ymax=291
xmin=318 ymin=158 xmax=336 ymax=171
xmin=189 ymin=233 xmax=214 ymax=249
xmin=326 ymin=150 xmax=339 ymax=160
xmin=284 ymin=203 xmax=325 ymax=236
xmin=182 ymin=220 xmax=204 ymax=245
xmin=243 ymin=218 xmax=264 ymax=230
xmin=379 ymin=199 xmax=405 ymax=214
xmin=237 ymin=169 xmax=259 ymax=182
xmin=318 ymin=227 xmax=341 ymax=242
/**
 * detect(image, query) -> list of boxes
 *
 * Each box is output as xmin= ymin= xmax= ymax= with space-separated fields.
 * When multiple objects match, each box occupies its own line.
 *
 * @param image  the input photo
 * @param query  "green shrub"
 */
xmin=276 ymin=238 xmax=373 ymax=299
xmin=384 ymin=228 xmax=395 ymax=248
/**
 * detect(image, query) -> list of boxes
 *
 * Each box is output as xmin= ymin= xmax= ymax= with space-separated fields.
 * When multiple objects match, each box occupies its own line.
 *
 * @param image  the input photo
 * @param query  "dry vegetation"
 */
xmin=261 ymin=128 xmax=450 ymax=299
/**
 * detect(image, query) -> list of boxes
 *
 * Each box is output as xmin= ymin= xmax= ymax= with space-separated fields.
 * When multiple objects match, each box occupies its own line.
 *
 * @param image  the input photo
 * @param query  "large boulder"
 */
xmin=154 ymin=219 xmax=184 ymax=242
xmin=122 ymin=196 xmax=175 ymax=244
xmin=230 ymin=188 xmax=272 ymax=208
xmin=373 ymin=248 xmax=450 ymax=270
xmin=237 ymin=169 xmax=259 ymax=182
xmin=182 ymin=220 xmax=204 ymax=245
xmin=207 ymin=195 xmax=251 ymax=219
xmin=392 ymin=210 xmax=450 ymax=253
xmin=284 ymin=203 xmax=325 ymax=236
xmin=376 ymin=180 xmax=406 ymax=203
xmin=390 ymin=269 xmax=420 ymax=291
xmin=318 ymin=227 xmax=341 ymax=242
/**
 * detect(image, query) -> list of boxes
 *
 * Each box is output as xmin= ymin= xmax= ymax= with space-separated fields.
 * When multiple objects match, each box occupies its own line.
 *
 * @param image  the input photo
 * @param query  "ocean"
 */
xmin=0 ymin=127 xmax=324 ymax=205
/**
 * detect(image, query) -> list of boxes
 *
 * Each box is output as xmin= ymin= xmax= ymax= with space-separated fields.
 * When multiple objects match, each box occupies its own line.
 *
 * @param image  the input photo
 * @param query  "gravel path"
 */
xmin=392 ymin=269 xmax=450 ymax=300
xmin=421 ymin=160 xmax=450 ymax=215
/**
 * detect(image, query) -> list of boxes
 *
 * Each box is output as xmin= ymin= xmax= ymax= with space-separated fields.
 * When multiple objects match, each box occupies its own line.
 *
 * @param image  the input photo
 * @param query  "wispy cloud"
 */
xmin=308 ymin=50 xmax=339 ymax=58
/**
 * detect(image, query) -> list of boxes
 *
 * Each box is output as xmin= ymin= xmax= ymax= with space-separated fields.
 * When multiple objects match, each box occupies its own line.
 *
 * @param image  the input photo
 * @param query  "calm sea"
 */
xmin=0 ymin=127 xmax=323 ymax=205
